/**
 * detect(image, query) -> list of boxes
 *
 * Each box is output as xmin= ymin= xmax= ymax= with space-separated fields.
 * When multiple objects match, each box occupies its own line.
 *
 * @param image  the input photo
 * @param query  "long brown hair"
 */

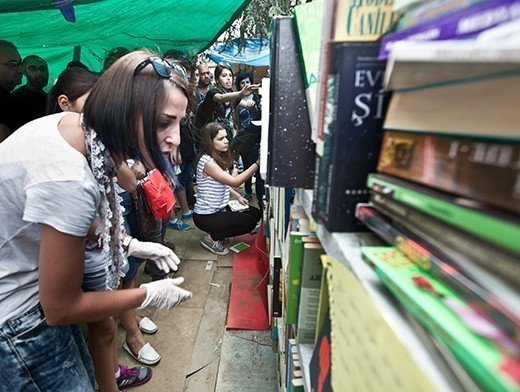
xmin=82 ymin=50 xmax=191 ymax=174
xmin=198 ymin=122 xmax=233 ymax=170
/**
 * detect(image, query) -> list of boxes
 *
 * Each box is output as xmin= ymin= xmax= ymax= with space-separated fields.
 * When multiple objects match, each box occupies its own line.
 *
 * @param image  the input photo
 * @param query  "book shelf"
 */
xmin=294 ymin=188 xmax=459 ymax=392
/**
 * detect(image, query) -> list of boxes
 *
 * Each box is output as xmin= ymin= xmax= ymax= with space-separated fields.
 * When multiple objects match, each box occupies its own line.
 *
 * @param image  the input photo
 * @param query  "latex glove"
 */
xmin=138 ymin=277 xmax=192 ymax=310
xmin=127 ymin=239 xmax=180 ymax=272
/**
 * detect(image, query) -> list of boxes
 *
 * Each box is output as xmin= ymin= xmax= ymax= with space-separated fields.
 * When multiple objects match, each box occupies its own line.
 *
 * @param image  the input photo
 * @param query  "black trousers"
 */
xmin=193 ymin=206 xmax=262 ymax=241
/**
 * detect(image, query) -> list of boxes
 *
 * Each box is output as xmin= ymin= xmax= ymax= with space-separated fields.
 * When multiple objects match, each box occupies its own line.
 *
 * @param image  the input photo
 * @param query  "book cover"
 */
xmin=355 ymin=204 xmax=520 ymax=353
xmin=294 ymin=0 xmax=325 ymax=135
xmin=273 ymin=256 xmax=283 ymax=317
xmin=267 ymin=16 xmax=315 ymax=189
xmin=361 ymin=246 xmax=519 ymax=391
xmin=297 ymin=243 xmax=325 ymax=344
xmin=321 ymin=42 xmax=390 ymax=232
xmin=334 ymin=0 xmax=401 ymax=41
xmin=368 ymin=173 xmax=520 ymax=255
xmin=379 ymin=0 xmax=520 ymax=59
xmin=383 ymin=73 xmax=520 ymax=140
xmin=286 ymin=232 xmax=312 ymax=324
xmin=309 ymin=308 xmax=332 ymax=392
xmin=397 ymin=0 xmax=489 ymax=30
xmin=370 ymin=191 xmax=520 ymax=292
xmin=377 ymin=130 xmax=520 ymax=214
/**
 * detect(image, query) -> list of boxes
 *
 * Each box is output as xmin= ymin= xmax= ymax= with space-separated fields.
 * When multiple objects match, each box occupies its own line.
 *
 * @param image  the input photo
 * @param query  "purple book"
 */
xmin=380 ymin=0 xmax=520 ymax=59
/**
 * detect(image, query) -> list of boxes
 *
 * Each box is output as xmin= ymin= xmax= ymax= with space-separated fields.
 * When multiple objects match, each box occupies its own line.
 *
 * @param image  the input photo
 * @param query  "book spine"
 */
xmin=378 ymin=131 xmax=520 ymax=214
xmin=356 ymin=204 xmax=520 ymax=349
xmin=370 ymin=192 xmax=520 ymax=288
xmin=323 ymin=43 xmax=389 ymax=232
xmin=397 ymin=0 xmax=487 ymax=30
xmin=273 ymin=256 xmax=282 ymax=317
xmin=286 ymin=234 xmax=305 ymax=324
xmin=367 ymin=173 xmax=520 ymax=255
xmin=379 ymin=0 xmax=520 ymax=59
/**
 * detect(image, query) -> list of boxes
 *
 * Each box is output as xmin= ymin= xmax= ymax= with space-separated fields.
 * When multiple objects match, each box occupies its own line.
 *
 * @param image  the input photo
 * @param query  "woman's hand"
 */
xmin=240 ymin=84 xmax=260 ymax=97
xmin=238 ymin=196 xmax=249 ymax=206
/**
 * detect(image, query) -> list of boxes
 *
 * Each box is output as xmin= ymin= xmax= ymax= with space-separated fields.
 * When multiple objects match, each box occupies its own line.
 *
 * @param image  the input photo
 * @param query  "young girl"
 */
xmin=193 ymin=122 xmax=262 ymax=255
xmin=0 ymin=51 xmax=192 ymax=391
xmin=194 ymin=64 xmax=258 ymax=141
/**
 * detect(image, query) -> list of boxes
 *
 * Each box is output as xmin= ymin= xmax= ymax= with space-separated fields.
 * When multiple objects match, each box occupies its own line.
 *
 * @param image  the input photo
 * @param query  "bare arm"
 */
xmin=213 ymin=84 xmax=260 ymax=104
xmin=38 ymin=225 xmax=147 ymax=326
xmin=116 ymin=163 xmax=137 ymax=192
xmin=203 ymin=160 xmax=258 ymax=188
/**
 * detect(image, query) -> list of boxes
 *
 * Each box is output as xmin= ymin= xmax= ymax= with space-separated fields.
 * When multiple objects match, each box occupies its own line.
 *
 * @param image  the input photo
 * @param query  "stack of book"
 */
xmin=357 ymin=1 xmax=520 ymax=390
xmin=310 ymin=0 xmax=401 ymax=232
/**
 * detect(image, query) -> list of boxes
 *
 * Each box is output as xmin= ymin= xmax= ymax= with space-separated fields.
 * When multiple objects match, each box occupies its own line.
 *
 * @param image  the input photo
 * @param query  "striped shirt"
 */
xmin=194 ymin=154 xmax=230 ymax=215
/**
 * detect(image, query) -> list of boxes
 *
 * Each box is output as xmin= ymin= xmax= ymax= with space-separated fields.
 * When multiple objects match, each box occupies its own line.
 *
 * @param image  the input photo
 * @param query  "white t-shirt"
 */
xmin=194 ymin=154 xmax=229 ymax=215
xmin=0 ymin=113 xmax=100 ymax=326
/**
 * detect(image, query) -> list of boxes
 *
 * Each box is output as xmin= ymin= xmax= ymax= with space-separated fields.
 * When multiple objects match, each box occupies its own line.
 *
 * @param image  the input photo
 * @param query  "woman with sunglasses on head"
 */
xmin=194 ymin=63 xmax=259 ymax=143
xmin=193 ymin=122 xmax=262 ymax=255
xmin=0 ymin=51 xmax=193 ymax=391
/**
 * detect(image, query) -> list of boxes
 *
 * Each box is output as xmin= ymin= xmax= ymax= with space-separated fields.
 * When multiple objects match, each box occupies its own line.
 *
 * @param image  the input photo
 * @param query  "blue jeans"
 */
xmin=0 ymin=304 xmax=94 ymax=391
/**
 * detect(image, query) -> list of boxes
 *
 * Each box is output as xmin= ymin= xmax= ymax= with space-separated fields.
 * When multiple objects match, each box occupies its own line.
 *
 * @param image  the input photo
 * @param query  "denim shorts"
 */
xmin=0 ymin=304 xmax=94 ymax=391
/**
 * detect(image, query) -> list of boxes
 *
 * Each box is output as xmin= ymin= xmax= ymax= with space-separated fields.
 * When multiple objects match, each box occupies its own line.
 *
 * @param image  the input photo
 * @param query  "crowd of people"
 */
xmin=0 ymin=40 xmax=265 ymax=391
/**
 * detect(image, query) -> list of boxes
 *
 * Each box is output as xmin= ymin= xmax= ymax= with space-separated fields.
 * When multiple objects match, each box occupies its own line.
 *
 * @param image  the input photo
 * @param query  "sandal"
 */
xmin=123 ymin=342 xmax=161 ymax=366
xmin=138 ymin=317 xmax=158 ymax=334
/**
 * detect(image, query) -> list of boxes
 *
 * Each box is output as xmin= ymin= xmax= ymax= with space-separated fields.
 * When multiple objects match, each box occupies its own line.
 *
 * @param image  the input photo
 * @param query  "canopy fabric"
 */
xmin=0 ymin=0 xmax=252 ymax=84
xmin=207 ymin=38 xmax=270 ymax=67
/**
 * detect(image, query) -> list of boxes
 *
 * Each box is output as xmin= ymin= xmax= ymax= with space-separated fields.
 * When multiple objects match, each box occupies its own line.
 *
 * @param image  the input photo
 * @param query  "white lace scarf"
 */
xmin=83 ymin=123 xmax=126 ymax=290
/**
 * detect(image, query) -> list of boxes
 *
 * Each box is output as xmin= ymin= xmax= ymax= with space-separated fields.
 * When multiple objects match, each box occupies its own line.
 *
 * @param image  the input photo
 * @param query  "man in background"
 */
xmin=196 ymin=62 xmax=212 ymax=103
xmin=0 ymin=40 xmax=22 ymax=142
xmin=12 ymin=55 xmax=49 ymax=128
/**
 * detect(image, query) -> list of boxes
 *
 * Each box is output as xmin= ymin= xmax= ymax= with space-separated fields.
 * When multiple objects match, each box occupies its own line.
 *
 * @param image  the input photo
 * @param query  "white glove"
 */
xmin=127 ymin=239 xmax=180 ymax=272
xmin=138 ymin=277 xmax=192 ymax=310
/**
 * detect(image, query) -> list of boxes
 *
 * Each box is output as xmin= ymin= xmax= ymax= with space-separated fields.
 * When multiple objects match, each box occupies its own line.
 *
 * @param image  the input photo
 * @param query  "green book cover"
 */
xmin=294 ymin=0 xmax=324 ymax=130
xmin=361 ymin=246 xmax=518 ymax=392
xmin=367 ymin=173 xmax=520 ymax=255
xmin=297 ymin=243 xmax=325 ymax=343
xmin=286 ymin=232 xmax=312 ymax=324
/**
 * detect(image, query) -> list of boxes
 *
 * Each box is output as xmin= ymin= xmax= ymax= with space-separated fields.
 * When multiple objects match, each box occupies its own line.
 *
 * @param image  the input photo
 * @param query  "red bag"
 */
xmin=140 ymin=169 xmax=175 ymax=219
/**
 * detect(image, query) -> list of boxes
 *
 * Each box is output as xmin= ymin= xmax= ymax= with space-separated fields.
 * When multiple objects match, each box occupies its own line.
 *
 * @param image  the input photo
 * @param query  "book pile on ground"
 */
xmin=356 ymin=2 xmax=520 ymax=390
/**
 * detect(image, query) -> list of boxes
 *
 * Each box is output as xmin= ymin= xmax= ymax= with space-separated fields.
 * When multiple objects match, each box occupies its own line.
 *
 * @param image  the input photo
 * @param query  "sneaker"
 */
xmin=168 ymin=220 xmax=191 ymax=231
xmin=181 ymin=210 xmax=193 ymax=220
xmin=116 ymin=364 xmax=152 ymax=389
xmin=250 ymin=223 xmax=260 ymax=235
xmin=200 ymin=237 xmax=229 ymax=256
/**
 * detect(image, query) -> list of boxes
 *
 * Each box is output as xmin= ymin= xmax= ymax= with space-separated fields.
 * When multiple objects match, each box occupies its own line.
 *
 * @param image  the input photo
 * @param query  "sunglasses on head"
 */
xmin=134 ymin=57 xmax=188 ymax=80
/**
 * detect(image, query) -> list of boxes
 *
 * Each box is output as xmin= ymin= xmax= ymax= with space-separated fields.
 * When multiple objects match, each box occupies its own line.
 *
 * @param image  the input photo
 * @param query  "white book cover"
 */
xmin=259 ymin=77 xmax=270 ymax=180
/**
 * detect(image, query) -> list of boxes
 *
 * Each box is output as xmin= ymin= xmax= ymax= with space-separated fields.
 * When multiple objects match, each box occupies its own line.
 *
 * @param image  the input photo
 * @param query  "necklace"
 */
xmin=83 ymin=119 xmax=127 ymax=290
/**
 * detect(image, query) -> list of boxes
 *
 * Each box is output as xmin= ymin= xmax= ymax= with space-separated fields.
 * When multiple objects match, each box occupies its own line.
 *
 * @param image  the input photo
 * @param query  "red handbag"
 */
xmin=140 ymin=169 xmax=176 ymax=219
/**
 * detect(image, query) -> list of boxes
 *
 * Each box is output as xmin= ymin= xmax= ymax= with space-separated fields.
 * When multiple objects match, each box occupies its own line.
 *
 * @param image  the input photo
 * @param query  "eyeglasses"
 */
xmin=0 ymin=60 xmax=22 ymax=70
xmin=134 ymin=57 xmax=188 ymax=80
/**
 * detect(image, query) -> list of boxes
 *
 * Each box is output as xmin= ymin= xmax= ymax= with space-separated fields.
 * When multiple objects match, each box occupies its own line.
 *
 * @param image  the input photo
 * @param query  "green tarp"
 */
xmin=0 ymin=0 xmax=251 ymax=83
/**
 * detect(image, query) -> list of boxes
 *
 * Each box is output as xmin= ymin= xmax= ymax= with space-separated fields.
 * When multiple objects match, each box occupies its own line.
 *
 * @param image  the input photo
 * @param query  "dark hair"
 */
xmin=235 ymin=72 xmax=252 ymax=91
xmin=66 ymin=60 xmax=89 ymax=70
xmin=47 ymin=67 xmax=99 ymax=114
xmin=83 ymin=50 xmax=191 ymax=174
xmin=214 ymin=64 xmax=233 ymax=89
xmin=198 ymin=121 xmax=233 ymax=170
xmin=103 ymin=47 xmax=130 ymax=72
xmin=163 ymin=49 xmax=194 ymax=72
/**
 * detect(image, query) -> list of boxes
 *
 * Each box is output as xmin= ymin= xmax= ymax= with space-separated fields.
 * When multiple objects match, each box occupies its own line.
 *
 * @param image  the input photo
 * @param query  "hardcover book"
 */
xmin=273 ymin=256 xmax=283 ymax=318
xmin=377 ymin=130 xmax=520 ymax=214
xmin=320 ymin=42 xmax=390 ymax=232
xmin=379 ymin=0 xmax=520 ymax=59
xmin=297 ymin=243 xmax=325 ymax=344
xmin=355 ymin=204 xmax=520 ymax=353
xmin=367 ymin=173 xmax=520 ymax=255
xmin=309 ymin=309 xmax=332 ymax=392
xmin=267 ymin=16 xmax=315 ymax=189
xmin=370 ymin=192 xmax=520 ymax=291
xmin=361 ymin=246 xmax=519 ymax=392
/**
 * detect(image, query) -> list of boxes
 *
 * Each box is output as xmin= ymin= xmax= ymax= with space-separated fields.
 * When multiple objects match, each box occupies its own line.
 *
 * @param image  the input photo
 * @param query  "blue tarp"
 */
xmin=207 ymin=38 xmax=270 ymax=66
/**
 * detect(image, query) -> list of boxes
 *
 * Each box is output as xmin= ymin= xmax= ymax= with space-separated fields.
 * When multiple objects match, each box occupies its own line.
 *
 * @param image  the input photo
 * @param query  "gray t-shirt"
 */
xmin=0 ymin=113 xmax=100 ymax=326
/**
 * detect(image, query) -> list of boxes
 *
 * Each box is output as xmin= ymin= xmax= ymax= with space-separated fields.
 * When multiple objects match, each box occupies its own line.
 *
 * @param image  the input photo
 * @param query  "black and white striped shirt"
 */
xmin=194 ymin=154 xmax=229 ymax=215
